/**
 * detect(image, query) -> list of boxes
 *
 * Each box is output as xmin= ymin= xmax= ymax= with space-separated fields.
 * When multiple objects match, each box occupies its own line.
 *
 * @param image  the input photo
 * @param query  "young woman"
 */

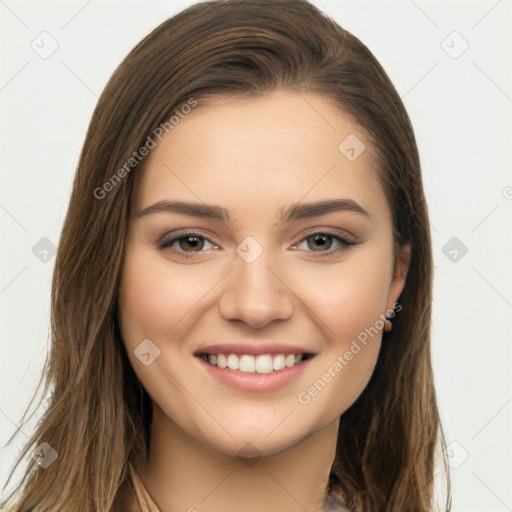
xmin=1 ymin=0 xmax=450 ymax=510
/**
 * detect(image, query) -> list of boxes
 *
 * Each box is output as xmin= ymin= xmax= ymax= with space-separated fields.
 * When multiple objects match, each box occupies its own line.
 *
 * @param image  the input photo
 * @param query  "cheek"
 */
xmin=296 ymin=268 xmax=387 ymax=417
xmin=296 ymin=252 xmax=391 ymax=340
xmin=291 ymin=248 xmax=390 ymax=408
xmin=337 ymin=271 xmax=388 ymax=341
xmin=118 ymin=250 xmax=203 ymax=341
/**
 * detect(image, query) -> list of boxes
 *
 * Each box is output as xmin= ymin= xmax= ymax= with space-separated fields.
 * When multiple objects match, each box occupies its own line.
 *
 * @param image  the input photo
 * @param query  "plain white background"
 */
xmin=1 ymin=1 xmax=511 ymax=510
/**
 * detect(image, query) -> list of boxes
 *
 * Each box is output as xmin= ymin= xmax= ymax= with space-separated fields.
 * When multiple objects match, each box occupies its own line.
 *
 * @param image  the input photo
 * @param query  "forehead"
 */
xmin=136 ymin=91 xmax=389 ymax=223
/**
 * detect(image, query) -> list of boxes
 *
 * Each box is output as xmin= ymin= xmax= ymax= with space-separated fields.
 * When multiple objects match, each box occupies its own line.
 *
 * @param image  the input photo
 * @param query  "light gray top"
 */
xmin=320 ymin=491 xmax=351 ymax=511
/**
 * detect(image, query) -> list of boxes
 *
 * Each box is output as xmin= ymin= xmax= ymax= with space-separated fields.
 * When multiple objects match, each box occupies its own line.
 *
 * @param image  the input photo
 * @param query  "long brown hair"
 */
xmin=1 ymin=0 xmax=450 ymax=510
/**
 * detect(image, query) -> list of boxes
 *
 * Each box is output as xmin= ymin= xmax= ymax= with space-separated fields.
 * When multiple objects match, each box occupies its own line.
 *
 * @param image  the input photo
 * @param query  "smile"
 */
xmin=195 ymin=351 xmax=315 ymax=393
xmin=198 ymin=352 xmax=312 ymax=373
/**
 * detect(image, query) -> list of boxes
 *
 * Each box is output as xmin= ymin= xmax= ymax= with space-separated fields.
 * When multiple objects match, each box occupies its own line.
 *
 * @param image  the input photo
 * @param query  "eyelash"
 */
xmin=157 ymin=228 xmax=357 ymax=259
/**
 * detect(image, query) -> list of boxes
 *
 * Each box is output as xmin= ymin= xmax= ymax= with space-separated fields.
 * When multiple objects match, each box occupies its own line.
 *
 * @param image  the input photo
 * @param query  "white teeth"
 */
xmin=227 ymin=354 xmax=239 ymax=370
xmin=273 ymin=354 xmax=285 ymax=371
xmin=285 ymin=354 xmax=295 ymax=368
xmin=217 ymin=354 xmax=228 ymax=368
xmin=239 ymin=354 xmax=256 ymax=372
xmin=202 ymin=353 xmax=307 ymax=373
xmin=255 ymin=354 xmax=273 ymax=373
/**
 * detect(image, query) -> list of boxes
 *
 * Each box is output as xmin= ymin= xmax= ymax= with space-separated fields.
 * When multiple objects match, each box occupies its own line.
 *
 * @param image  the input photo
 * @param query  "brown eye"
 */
xmin=177 ymin=235 xmax=205 ymax=252
xmin=158 ymin=232 xmax=218 ymax=257
xmin=306 ymin=234 xmax=334 ymax=251
xmin=293 ymin=230 xmax=357 ymax=257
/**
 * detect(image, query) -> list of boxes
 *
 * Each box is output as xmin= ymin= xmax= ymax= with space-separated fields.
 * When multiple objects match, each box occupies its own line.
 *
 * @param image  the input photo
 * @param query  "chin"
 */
xmin=194 ymin=414 xmax=327 ymax=460
xmin=202 ymin=433 xmax=302 ymax=460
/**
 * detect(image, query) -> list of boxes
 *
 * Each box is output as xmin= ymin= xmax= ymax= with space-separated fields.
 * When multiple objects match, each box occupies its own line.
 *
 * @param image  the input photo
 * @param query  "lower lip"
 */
xmin=196 ymin=356 xmax=314 ymax=393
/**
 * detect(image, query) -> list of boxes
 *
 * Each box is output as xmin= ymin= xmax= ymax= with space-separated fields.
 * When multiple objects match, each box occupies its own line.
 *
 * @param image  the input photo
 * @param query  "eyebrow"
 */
xmin=137 ymin=198 xmax=370 ymax=223
xmin=138 ymin=200 xmax=229 ymax=221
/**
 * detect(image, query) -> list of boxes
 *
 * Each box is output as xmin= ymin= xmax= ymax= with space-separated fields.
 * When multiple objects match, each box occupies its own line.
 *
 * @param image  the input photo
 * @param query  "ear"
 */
xmin=385 ymin=242 xmax=411 ymax=312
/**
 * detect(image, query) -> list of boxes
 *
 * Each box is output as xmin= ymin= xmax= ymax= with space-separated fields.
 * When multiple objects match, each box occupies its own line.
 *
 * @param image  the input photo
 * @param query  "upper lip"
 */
xmin=193 ymin=343 xmax=317 ymax=356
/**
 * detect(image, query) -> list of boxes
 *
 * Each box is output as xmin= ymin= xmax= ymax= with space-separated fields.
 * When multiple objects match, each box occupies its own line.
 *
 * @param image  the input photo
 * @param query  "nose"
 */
xmin=218 ymin=247 xmax=294 ymax=329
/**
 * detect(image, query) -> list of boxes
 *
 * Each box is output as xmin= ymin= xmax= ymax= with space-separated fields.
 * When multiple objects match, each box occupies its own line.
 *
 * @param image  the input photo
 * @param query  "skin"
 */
xmin=118 ymin=90 xmax=410 ymax=512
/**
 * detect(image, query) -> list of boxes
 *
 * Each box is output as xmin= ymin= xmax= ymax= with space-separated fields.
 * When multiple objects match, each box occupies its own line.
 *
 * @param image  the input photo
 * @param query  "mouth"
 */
xmin=195 ymin=352 xmax=315 ymax=374
xmin=194 ymin=349 xmax=316 ymax=393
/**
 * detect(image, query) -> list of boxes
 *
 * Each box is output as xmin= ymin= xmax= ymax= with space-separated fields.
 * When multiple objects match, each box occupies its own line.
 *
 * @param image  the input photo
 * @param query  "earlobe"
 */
xmin=386 ymin=242 xmax=411 ymax=313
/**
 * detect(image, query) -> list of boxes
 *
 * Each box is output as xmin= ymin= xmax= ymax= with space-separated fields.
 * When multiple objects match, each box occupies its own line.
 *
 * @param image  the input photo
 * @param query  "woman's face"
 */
xmin=118 ymin=90 xmax=409 ymax=457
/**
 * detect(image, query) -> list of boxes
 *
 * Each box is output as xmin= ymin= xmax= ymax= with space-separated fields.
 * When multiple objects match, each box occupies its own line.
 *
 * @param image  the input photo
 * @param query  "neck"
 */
xmin=135 ymin=404 xmax=339 ymax=512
